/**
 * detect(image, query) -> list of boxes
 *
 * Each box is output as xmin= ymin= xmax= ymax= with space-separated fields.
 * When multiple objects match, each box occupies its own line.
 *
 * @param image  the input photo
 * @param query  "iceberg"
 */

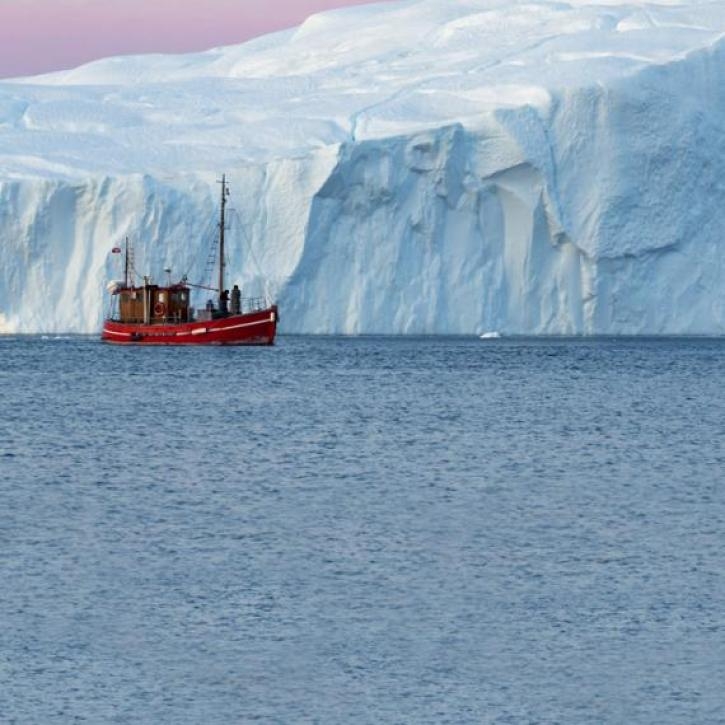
xmin=0 ymin=0 xmax=724 ymax=334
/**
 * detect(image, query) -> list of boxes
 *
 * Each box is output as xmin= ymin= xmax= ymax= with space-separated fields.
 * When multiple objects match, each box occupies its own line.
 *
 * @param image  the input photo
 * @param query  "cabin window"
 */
xmin=159 ymin=292 xmax=167 ymax=303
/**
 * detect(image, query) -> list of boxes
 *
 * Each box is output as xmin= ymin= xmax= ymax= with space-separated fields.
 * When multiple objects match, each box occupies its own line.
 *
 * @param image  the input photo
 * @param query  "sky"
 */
xmin=0 ymin=0 xmax=384 ymax=79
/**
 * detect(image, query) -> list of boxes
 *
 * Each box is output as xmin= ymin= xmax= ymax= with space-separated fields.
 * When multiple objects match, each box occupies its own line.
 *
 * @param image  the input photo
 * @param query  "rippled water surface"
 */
xmin=2 ymin=335 xmax=725 ymax=723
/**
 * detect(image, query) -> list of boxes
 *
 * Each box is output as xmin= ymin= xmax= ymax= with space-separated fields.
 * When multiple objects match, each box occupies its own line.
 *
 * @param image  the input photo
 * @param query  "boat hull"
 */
xmin=102 ymin=306 xmax=278 ymax=345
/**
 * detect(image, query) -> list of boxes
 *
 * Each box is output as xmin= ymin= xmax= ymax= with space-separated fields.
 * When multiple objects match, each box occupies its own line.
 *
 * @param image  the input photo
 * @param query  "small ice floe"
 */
xmin=479 ymin=331 xmax=501 ymax=339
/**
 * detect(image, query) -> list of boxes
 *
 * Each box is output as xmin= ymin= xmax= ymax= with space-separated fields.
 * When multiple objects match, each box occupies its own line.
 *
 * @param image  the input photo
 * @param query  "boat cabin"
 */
xmin=114 ymin=283 xmax=191 ymax=324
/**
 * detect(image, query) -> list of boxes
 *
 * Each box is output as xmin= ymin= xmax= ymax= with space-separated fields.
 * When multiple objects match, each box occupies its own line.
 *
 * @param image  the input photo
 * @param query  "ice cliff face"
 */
xmin=1 ymin=0 xmax=724 ymax=334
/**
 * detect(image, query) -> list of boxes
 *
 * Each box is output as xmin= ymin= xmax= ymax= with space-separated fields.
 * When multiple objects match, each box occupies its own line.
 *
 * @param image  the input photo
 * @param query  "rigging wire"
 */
xmin=229 ymin=207 xmax=264 ymax=278
xmin=184 ymin=215 xmax=219 ymax=287
xmin=228 ymin=208 xmax=276 ymax=303
xmin=120 ymin=214 xmax=220 ymax=289
xmin=117 ymin=184 xmax=261 ymax=297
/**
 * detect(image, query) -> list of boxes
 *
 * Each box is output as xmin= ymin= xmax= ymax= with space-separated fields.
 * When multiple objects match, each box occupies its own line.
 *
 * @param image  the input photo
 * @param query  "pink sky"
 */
xmin=0 ymin=0 xmax=384 ymax=79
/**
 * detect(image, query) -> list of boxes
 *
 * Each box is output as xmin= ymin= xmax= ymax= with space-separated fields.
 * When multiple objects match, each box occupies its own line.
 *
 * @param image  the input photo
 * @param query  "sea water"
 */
xmin=1 ymin=335 xmax=724 ymax=723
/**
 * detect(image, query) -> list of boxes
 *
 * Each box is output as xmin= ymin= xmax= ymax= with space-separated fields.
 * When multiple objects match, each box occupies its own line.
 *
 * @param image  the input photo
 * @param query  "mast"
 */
xmin=218 ymin=174 xmax=229 ymax=306
xmin=124 ymin=236 xmax=129 ymax=288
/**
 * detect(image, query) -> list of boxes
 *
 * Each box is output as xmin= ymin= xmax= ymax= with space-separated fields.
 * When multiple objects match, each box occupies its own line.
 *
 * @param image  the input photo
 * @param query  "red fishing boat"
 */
xmin=102 ymin=175 xmax=278 ymax=346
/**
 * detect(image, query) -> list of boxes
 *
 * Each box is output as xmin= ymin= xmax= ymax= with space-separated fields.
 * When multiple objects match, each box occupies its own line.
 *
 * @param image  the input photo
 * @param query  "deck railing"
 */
xmin=241 ymin=296 xmax=269 ymax=313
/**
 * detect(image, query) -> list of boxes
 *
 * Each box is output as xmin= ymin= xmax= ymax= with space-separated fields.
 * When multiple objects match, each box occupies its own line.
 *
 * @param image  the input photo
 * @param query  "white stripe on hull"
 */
xmin=103 ymin=313 xmax=274 ymax=339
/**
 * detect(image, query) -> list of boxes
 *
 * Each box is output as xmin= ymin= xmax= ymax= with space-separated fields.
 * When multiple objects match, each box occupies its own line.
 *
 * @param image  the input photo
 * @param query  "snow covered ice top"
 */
xmin=1 ymin=0 xmax=723 ymax=178
xmin=0 ymin=0 xmax=724 ymax=335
